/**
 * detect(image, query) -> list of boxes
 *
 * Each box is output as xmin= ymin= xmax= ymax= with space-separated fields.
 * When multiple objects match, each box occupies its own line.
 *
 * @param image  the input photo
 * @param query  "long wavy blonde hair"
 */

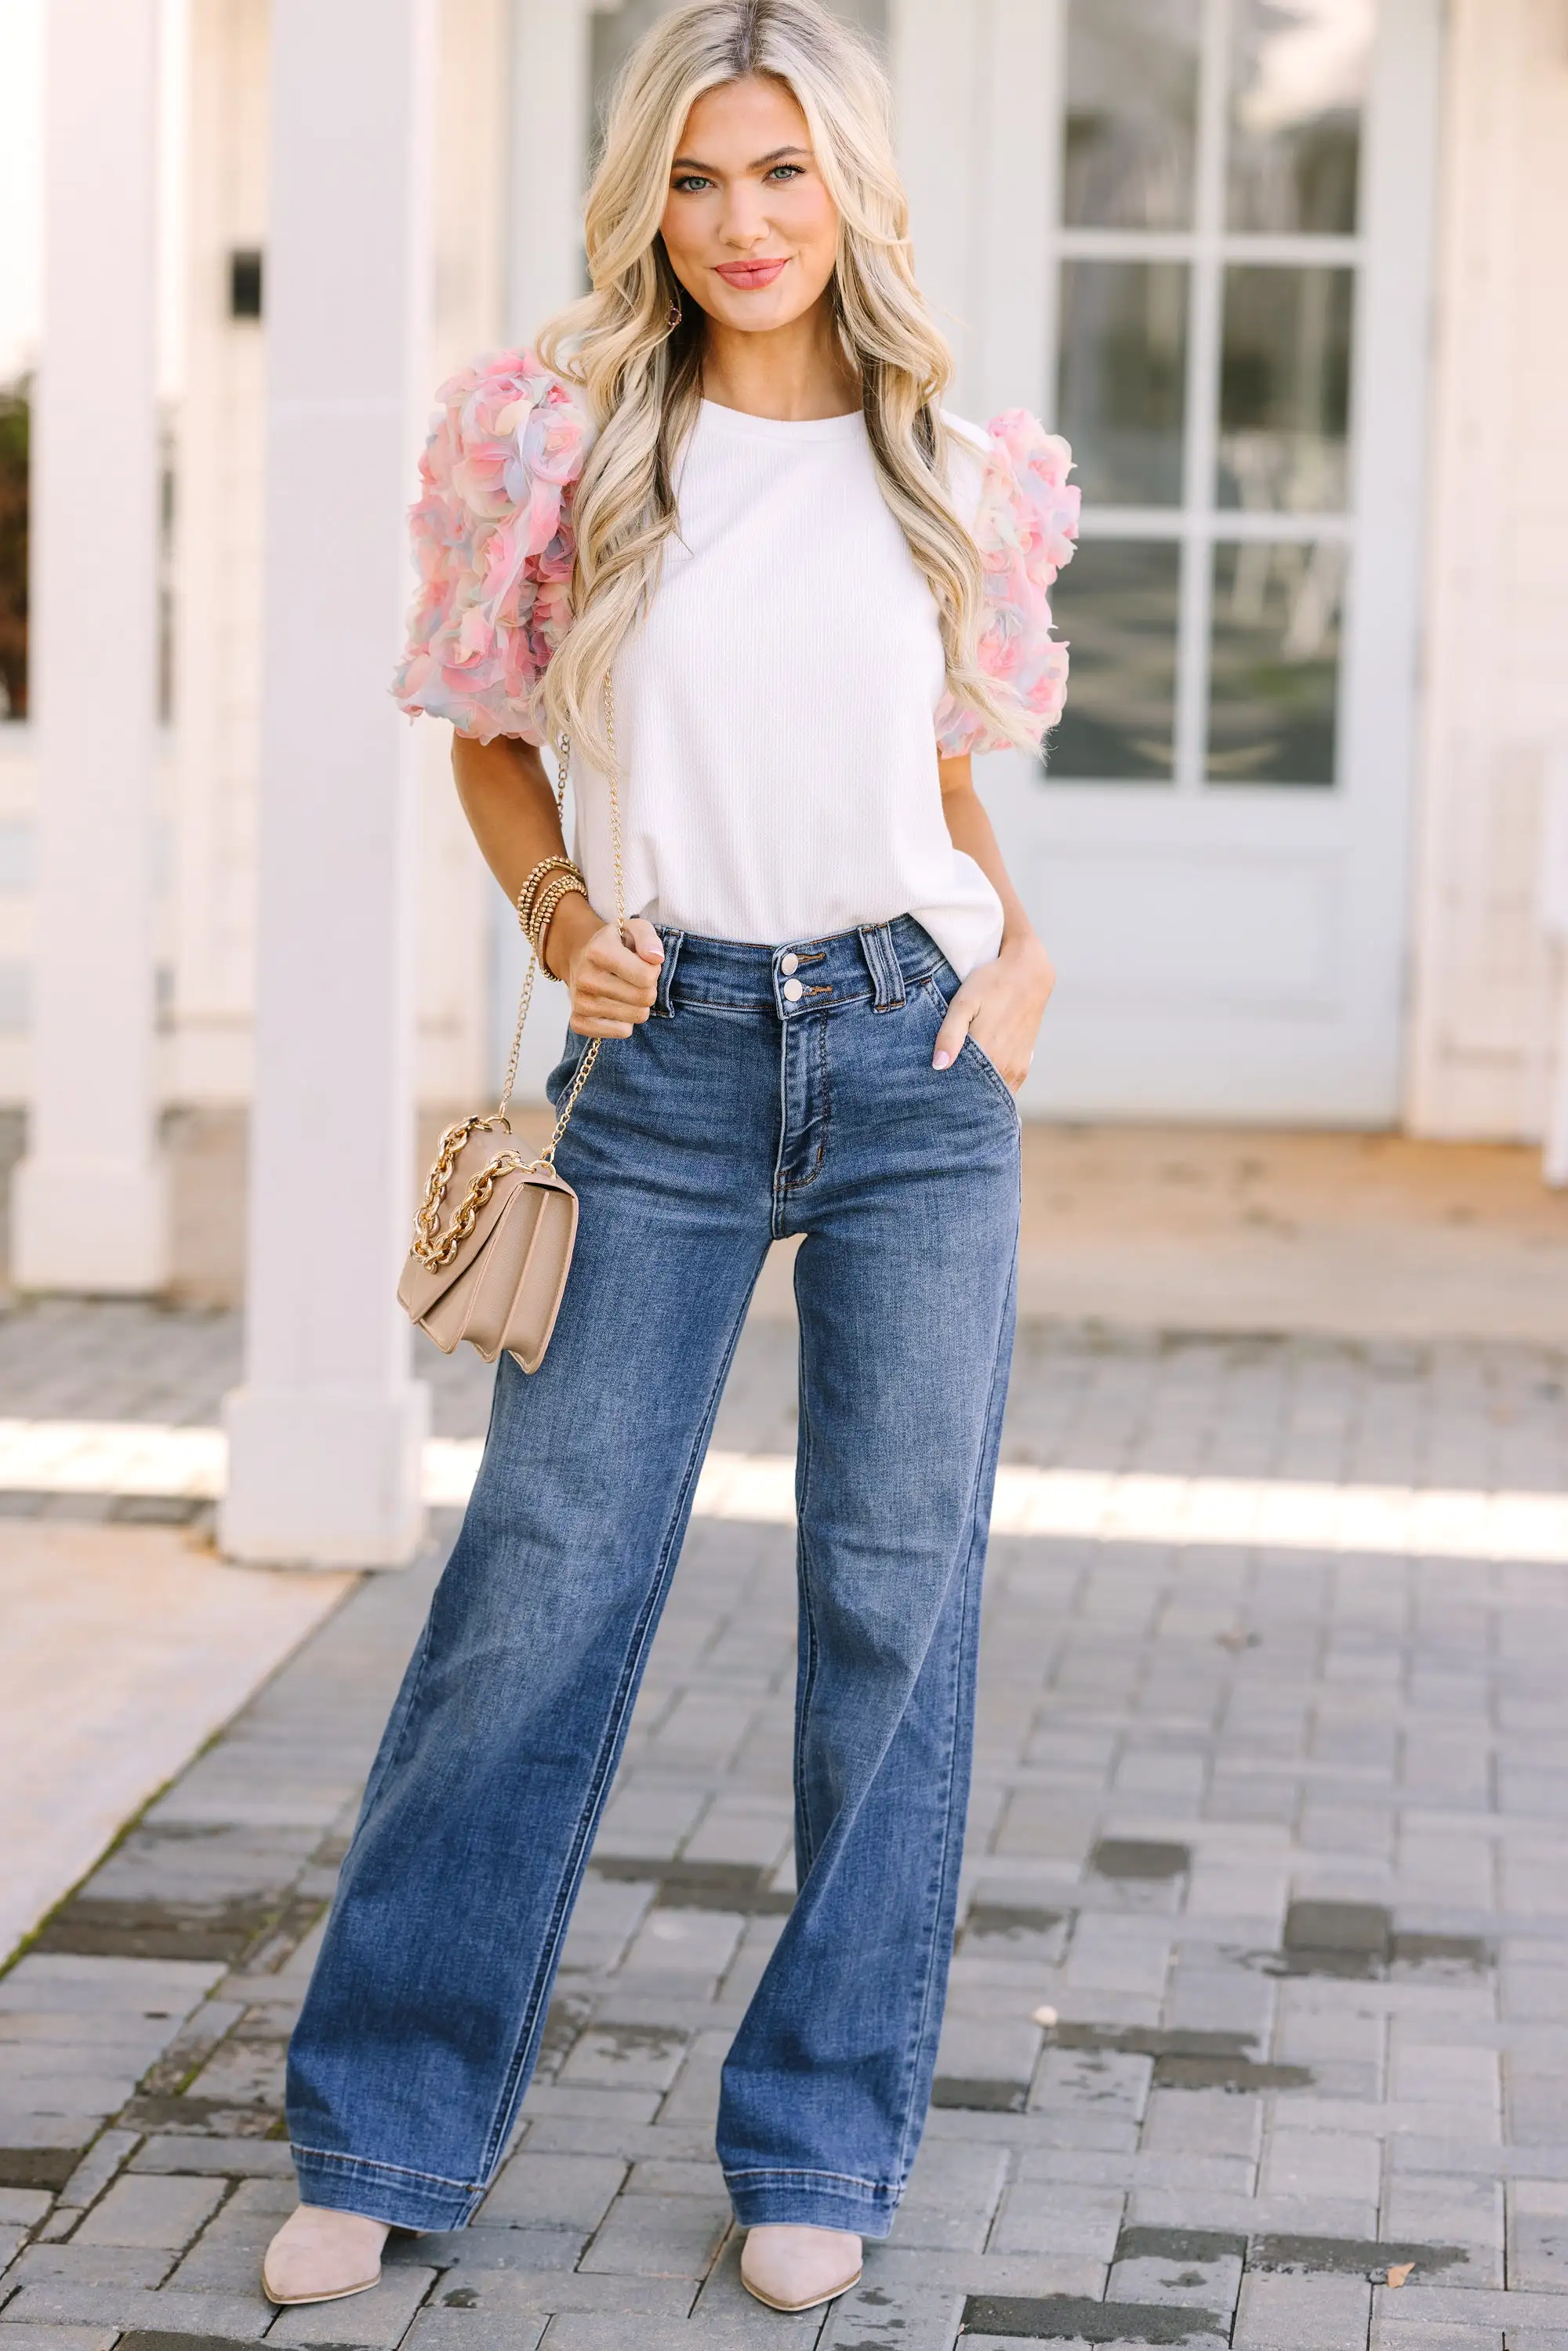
xmin=535 ymin=0 xmax=1022 ymax=769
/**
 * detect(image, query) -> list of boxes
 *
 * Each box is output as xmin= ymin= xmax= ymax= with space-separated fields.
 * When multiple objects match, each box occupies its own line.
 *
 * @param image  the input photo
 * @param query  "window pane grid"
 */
xmin=1046 ymin=0 xmax=1366 ymax=793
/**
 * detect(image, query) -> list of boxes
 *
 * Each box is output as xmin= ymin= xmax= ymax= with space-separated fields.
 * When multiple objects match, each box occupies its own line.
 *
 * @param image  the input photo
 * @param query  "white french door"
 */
xmin=979 ymin=0 xmax=1443 ymax=1122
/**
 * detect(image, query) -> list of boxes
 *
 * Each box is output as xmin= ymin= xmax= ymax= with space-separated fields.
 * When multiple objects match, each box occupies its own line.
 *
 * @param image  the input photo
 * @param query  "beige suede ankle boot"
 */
xmin=262 ymin=2206 xmax=389 ymax=2306
xmin=740 ymin=2224 xmax=862 ymax=2312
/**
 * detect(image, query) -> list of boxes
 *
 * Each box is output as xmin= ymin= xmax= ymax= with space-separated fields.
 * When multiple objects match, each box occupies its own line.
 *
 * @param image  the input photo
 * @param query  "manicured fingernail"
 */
xmin=933 ymin=1050 xmax=952 ymax=1070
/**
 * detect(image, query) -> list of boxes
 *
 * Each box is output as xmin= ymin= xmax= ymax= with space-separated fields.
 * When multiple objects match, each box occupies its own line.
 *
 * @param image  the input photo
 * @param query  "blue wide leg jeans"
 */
xmin=286 ymin=916 xmax=1021 ymax=2239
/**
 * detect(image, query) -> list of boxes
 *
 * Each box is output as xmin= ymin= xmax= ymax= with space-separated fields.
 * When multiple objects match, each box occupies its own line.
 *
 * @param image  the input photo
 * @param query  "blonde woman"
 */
xmin=264 ymin=0 xmax=1076 ymax=2319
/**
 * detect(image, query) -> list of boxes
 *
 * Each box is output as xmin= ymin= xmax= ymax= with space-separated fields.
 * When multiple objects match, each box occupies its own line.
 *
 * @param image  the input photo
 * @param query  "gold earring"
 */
xmin=666 ymin=295 xmax=683 ymax=331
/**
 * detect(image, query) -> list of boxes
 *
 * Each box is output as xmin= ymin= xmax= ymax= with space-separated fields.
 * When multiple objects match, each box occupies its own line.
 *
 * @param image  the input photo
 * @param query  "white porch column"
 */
xmin=507 ymin=0 xmax=595 ymax=343
xmin=13 ymin=0 xmax=168 ymax=1291
xmin=221 ymin=0 xmax=435 ymax=1567
xmin=1544 ymin=751 xmax=1568 ymax=1187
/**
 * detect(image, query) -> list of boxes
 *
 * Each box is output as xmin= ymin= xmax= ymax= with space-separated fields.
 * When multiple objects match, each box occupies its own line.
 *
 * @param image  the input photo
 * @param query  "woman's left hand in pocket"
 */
xmin=933 ymin=934 xmax=1055 ymax=1094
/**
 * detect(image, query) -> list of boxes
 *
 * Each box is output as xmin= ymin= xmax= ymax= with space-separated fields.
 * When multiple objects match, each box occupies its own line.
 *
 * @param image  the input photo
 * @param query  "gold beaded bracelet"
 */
xmin=516 ymin=855 xmax=581 ymax=939
xmin=528 ymin=873 xmax=590 ymax=980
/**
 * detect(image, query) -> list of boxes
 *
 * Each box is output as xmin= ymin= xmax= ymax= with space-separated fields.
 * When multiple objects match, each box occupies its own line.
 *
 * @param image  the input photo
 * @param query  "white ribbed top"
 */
xmin=568 ymin=398 xmax=1004 ymax=979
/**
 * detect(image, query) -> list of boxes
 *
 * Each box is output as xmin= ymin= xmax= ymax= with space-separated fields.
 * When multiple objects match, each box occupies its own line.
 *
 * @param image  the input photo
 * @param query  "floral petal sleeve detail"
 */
xmin=936 ymin=409 xmax=1080 ymax=758
xmin=391 ymin=349 xmax=592 ymax=746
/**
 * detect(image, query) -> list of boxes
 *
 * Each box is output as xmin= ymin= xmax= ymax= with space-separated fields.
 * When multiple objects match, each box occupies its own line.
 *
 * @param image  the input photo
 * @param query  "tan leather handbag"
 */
xmin=397 ymin=694 xmax=626 ymax=1373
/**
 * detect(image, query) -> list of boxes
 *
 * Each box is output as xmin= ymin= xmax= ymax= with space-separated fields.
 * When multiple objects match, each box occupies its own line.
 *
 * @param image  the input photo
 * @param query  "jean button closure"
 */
xmin=780 ymin=952 xmax=799 ymax=974
xmin=782 ymin=978 xmax=804 ymax=1003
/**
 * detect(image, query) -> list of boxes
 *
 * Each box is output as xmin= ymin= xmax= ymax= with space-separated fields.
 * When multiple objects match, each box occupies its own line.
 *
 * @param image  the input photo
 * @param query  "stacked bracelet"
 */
xmin=528 ymin=873 xmax=589 ymax=978
xmin=517 ymin=858 xmax=590 ymax=981
xmin=516 ymin=856 xmax=579 ymax=936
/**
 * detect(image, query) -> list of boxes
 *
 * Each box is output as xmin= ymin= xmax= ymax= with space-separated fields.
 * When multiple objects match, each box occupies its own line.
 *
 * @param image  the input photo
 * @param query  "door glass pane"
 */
xmin=1058 ymin=262 xmax=1188 ymax=507
xmin=1065 ymin=0 xmax=1202 ymax=229
xmin=1207 ymin=540 xmax=1345 ymax=785
xmin=1218 ymin=265 xmax=1352 ymax=511
xmin=1228 ymin=0 xmax=1374 ymax=234
xmin=1047 ymin=541 xmax=1181 ymax=782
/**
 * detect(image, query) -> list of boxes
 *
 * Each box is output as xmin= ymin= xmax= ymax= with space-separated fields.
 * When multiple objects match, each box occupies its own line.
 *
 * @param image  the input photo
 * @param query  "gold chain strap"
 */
xmin=411 ymin=1116 xmax=524 ymax=1272
xmin=412 ymin=686 xmax=627 ymax=1268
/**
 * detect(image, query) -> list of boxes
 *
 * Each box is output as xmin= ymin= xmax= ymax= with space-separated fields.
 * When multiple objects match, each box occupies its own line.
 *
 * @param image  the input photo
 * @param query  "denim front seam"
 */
xmin=471 ymin=1276 xmax=760 ymax=2184
xmin=285 ymin=913 xmax=1021 ymax=2237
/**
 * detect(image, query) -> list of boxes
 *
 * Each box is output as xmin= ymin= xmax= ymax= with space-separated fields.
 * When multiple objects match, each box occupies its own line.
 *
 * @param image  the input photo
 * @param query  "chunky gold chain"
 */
xmin=410 ymin=1116 xmax=525 ymax=1271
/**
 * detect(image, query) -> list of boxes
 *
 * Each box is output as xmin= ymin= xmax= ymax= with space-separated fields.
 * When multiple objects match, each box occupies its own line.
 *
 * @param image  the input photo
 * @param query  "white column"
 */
xmin=13 ymin=0 xmax=168 ymax=1291
xmin=1543 ymin=750 xmax=1568 ymax=1187
xmin=507 ymin=0 xmax=596 ymax=343
xmin=888 ymin=0 xmax=985 ymax=409
xmin=220 ymin=0 xmax=435 ymax=1567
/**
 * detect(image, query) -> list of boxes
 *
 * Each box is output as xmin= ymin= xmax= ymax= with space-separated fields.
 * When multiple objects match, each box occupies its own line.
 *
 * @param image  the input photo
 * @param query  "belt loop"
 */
xmin=858 ymin=923 xmax=906 ymax=1012
xmin=653 ymin=928 xmax=684 ymax=1017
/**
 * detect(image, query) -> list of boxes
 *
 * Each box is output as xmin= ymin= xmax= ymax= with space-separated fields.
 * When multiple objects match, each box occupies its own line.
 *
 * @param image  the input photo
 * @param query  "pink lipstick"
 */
xmin=714 ymin=258 xmax=789 ymax=289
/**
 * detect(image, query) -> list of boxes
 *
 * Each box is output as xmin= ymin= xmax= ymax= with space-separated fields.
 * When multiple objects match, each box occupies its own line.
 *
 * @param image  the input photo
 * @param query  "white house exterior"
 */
xmin=11 ymin=0 xmax=1567 ymax=1142
xmin=9 ymin=0 xmax=1568 ymax=1555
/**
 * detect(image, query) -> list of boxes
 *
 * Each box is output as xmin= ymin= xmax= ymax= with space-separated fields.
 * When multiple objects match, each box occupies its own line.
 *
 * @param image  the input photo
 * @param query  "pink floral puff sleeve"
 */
xmin=935 ymin=411 xmax=1080 ymax=758
xmin=392 ymin=350 xmax=593 ymax=746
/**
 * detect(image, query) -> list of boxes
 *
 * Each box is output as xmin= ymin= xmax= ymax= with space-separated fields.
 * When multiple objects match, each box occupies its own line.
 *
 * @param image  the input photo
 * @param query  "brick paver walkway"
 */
xmin=2 ymin=1307 xmax=1568 ymax=2347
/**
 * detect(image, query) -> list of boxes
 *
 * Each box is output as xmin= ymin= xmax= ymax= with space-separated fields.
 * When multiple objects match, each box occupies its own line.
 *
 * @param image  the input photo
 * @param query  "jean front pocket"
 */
xmin=922 ymin=974 xmax=1022 ymax=1130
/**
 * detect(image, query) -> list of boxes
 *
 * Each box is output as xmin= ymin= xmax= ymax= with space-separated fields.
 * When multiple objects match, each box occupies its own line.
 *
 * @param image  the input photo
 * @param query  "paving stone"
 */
xmin=1232 ymin=2267 xmax=1372 ymax=2349
xmin=515 ymin=2089 xmax=662 ymax=2131
xmin=1140 ymin=2088 xmax=1262 ymax=2164
xmin=961 ymin=2295 xmax=1225 ymax=2347
xmin=1370 ymin=2324 xmax=1504 ymax=2350
xmin=578 ymin=2194 xmax=729 ymax=2279
xmin=477 ymin=2154 xmax=626 ymax=2233
xmin=1379 ymin=2174 xmax=1502 ymax=2279
xmin=403 ymin=2313 xmax=549 ymax=2351
xmin=5 ymin=2247 xmax=174 ymax=2290
xmin=559 ymin=2030 xmax=688 ymax=2096
xmin=130 ymin=2139 xmax=295 ymax=2179
xmin=1508 ymin=2178 xmax=1568 ymax=2291
xmin=617 ymin=1910 xmax=745 ymax=1986
xmin=56 ymin=2132 xmax=142 ymax=2214
xmin=529 ymin=2324 xmax=745 ymax=2351
xmin=818 ymin=2276 xmax=966 ymax=2348
xmin=1028 ymin=2049 xmax=1152 ymax=2150
xmin=8 ymin=1314 xmax=1568 ymax=2350
xmin=1370 ymin=2283 xmax=1568 ymax=2326
xmin=32 ymin=2208 xmax=85 ymax=2243
xmin=73 ymin=2176 xmax=225 ymax=2251
xmin=0 ymin=2195 xmax=52 ymax=2228
xmin=1260 ymin=2124 xmax=1382 ymax=2202
xmin=888 ymin=2144 xmax=1009 ymax=2251
xmin=426 ymin=2270 xmax=693 ymax=2317
xmin=516 ymin=2120 xmax=710 ymax=2164
xmin=165 ymin=2178 xmax=296 ymax=2290
xmin=265 ymin=2265 xmax=438 ymax=2348
xmin=649 ymin=2033 xmax=729 ymax=2130
xmin=383 ymin=2228 xmax=584 ymax=2276
xmin=988 ymin=2182 xmax=1124 ymax=2261
xmin=0 ymin=2331 xmax=122 ymax=2350
xmin=0 ymin=2284 xmax=273 ymax=2336
xmin=622 ymin=2161 xmax=727 ymax=2200
xmin=1125 ymin=2190 xmax=1381 ymax=2240
xmin=934 ymin=2016 xmax=1042 ymax=2099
